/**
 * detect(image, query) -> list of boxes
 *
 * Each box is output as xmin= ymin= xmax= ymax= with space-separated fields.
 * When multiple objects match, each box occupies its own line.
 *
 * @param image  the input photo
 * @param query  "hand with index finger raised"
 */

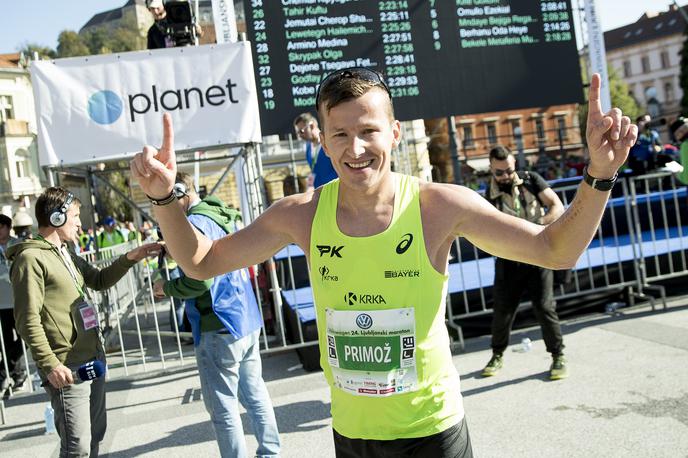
xmin=130 ymin=113 xmax=177 ymax=199
xmin=585 ymin=73 xmax=637 ymax=179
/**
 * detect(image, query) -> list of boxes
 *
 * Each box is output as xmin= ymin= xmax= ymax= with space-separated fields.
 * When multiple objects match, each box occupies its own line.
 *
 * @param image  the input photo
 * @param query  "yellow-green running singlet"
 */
xmin=309 ymin=173 xmax=464 ymax=440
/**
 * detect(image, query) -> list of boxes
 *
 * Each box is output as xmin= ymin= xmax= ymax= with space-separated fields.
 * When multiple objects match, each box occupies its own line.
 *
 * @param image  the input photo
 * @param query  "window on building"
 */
xmin=535 ymin=118 xmax=546 ymax=142
xmin=641 ymin=55 xmax=650 ymax=73
xmin=486 ymin=122 xmax=497 ymax=145
xmin=665 ymin=81 xmax=675 ymax=102
xmin=462 ymin=125 xmax=475 ymax=149
xmin=555 ymin=116 xmax=568 ymax=140
xmin=511 ymin=119 xmax=521 ymax=138
xmin=15 ymin=149 xmax=30 ymax=178
xmin=623 ymin=61 xmax=632 ymax=77
xmin=661 ymin=51 xmax=670 ymax=69
xmin=0 ymin=95 xmax=13 ymax=123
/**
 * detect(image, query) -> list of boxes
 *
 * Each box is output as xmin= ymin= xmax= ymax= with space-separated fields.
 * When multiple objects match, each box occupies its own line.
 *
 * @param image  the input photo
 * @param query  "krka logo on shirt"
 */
xmin=319 ymin=265 xmax=339 ymax=282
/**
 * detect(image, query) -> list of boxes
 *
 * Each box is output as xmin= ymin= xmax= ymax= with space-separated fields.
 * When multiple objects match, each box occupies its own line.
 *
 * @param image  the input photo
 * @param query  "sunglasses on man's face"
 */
xmin=492 ymin=168 xmax=514 ymax=177
xmin=315 ymin=67 xmax=392 ymax=111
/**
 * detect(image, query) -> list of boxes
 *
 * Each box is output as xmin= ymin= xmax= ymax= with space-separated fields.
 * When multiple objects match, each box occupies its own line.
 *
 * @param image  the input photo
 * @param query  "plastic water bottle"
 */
xmin=520 ymin=337 xmax=532 ymax=352
xmin=44 ymin=404 xmax=56 ymax=434
xmin=605 ymin=302 xmax=625 ymax=314
xmin=31 ymin=372 xmax=41 ymax=392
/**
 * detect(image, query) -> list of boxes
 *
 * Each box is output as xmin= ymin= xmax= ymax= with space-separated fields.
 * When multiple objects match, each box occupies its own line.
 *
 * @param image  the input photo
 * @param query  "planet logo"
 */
xmin=87 ymin=90 xmax=123 ymax=125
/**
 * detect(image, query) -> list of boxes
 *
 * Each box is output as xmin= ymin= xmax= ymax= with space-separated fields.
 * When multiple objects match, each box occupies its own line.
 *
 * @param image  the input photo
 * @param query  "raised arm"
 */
xmin=447 ymin=74 xmax=638 ymax=269
xmin=130 ymin=114 xmax=303 ymax=280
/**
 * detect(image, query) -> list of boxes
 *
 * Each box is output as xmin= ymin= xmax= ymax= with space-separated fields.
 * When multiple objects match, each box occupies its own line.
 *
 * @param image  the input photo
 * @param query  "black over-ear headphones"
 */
xmin=48 ymin=192 xmax=74 ymax=228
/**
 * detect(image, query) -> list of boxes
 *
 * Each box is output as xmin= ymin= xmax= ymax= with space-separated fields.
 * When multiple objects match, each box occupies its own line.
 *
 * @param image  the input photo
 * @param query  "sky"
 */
xmin=0 ymin=0 xmax=684 ymax=54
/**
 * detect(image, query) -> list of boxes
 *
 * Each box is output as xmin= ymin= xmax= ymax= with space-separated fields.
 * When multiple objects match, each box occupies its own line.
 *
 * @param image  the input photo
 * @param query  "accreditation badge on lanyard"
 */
xmin=78 ymin=300 xmax=98 ymax=331
xmin=59 ymin=245 xmax=99 ymax=331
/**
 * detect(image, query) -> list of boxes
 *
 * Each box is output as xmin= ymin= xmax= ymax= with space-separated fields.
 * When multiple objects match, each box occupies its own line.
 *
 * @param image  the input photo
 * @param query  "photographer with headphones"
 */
xmin=6 ymin=187 xmax=160 ymax=457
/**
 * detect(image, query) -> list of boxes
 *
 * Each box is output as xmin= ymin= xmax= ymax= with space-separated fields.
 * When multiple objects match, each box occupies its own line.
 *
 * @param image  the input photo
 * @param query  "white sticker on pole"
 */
xmin=585 ymin=0 xmax=612 ymax=113
xmin=211 ymin=0 xmax=238 ymax=44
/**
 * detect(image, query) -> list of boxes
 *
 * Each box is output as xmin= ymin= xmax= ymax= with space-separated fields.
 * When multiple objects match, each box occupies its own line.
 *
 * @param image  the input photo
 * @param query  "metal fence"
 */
xmin=1 ymin=171 xmax=686 ymax=421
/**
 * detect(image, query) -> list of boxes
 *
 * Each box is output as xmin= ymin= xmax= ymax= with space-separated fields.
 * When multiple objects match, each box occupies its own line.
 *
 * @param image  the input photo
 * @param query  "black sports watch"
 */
xmin=583 ymin=166 xmax=617 ymax=192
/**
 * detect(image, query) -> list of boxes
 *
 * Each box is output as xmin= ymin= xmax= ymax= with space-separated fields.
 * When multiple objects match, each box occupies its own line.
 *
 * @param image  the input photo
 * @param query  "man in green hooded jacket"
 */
xmin=8 ymin=187 xmax=160 ymax=457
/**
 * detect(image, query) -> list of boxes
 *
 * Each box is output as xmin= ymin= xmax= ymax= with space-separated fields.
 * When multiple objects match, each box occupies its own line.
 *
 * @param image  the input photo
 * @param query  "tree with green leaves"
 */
xmin=57 ymin=17 xmax=145 ymax=58
xmin=57 ymin=31 xmax=90 ymax=57
xmin=18 ymin=43 xmax=56 ymax=60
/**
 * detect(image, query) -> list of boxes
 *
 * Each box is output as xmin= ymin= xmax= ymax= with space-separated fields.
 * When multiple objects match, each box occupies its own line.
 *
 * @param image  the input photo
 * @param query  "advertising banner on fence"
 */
xmin=31 ymin=42 xmax=261 ymax=166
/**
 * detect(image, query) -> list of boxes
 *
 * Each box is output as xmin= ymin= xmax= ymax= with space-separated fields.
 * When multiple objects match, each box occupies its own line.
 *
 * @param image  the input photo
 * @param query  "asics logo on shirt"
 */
xmin=395 ymin=233 xmax=413 ymax=254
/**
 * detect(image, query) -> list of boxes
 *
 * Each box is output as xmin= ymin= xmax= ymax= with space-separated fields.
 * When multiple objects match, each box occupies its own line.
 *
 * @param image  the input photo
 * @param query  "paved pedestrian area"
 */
xmin=1 ymin=298 xmax=687 ymax=457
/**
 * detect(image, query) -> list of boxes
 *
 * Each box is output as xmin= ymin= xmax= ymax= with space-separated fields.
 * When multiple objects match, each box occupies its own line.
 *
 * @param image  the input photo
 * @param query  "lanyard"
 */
xmin=37 ymin=235 xmax=89 ymax=300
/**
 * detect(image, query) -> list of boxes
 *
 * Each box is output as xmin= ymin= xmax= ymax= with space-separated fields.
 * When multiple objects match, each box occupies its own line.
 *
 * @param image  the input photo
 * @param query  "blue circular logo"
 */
xmin=356 ymin=313 xmax=373 ymax=330
xmin=87 ymin=90 xmax=123 ymax=125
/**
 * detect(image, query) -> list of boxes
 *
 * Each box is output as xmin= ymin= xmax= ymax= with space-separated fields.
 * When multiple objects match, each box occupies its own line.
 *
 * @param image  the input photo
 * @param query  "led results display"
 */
xmin=246 ymin=0 xmax=583 ymax=135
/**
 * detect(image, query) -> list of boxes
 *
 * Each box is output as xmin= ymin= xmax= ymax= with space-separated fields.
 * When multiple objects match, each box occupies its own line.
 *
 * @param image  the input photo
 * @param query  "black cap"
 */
xmin=0 ymin=214 xmax=11 ymax=228
xmin=670 ymin=117 xmax=687 ymax=141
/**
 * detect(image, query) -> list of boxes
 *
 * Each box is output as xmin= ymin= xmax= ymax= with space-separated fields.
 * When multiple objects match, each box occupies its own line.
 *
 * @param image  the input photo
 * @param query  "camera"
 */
xmin=163 ymin=1 xmax=198 ymax=47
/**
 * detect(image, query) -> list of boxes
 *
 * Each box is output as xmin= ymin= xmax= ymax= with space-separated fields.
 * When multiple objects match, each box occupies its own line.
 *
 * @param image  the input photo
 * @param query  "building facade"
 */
xmin=603 ymin=4 xmax=686 ymax=134
xmin=426 ymin=103 xmax=584 ymax=184
xmin=0 ymin=53 xmax=46 ymax=220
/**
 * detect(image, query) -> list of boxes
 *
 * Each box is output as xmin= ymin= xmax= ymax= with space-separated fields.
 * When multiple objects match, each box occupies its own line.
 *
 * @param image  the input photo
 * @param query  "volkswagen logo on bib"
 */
xmin=356 ymin=313 xmax=373 ymax=329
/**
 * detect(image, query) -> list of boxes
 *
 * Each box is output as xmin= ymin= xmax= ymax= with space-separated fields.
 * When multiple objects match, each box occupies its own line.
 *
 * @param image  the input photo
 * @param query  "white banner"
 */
xmin=211 ymin=0 xmax=238 ymax=44
xmin=31 ymin=42 xmax=261 ymax=166
xmin=585 ymin=0 xmax=612 ymax=113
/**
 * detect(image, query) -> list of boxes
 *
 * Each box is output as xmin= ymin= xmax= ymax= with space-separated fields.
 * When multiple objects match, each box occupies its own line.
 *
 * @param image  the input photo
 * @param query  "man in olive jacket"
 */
xmin=7 ymin=187 xmax=160 ymax=457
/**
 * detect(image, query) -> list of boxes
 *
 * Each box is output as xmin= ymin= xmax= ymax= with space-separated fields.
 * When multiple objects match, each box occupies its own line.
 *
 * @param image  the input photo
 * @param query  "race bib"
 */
xmin=78 ymin=301 xmax=98 ymax=331
xmin=326 ymin=307 xmax=417 ymax=397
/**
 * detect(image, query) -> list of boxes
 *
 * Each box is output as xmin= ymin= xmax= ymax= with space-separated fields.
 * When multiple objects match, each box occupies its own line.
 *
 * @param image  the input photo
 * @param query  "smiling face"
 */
xmin=57 ymin=203 xmax=82 ymax=243
xmin=319 ymin=88 xmax=401 ymax=192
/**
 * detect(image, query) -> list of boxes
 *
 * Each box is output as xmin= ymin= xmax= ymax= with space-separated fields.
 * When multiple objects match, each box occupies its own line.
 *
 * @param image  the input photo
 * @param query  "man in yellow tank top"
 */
xmin=132 ymin=70 xmax=638 ymax=457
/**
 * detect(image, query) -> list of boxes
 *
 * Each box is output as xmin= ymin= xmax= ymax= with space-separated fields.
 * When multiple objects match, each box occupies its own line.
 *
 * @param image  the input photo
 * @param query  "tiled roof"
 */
xmin=604 ymin=5 xmax=688 ymax=51
xmin=0 ymin=53 xmax=21 ymax=69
